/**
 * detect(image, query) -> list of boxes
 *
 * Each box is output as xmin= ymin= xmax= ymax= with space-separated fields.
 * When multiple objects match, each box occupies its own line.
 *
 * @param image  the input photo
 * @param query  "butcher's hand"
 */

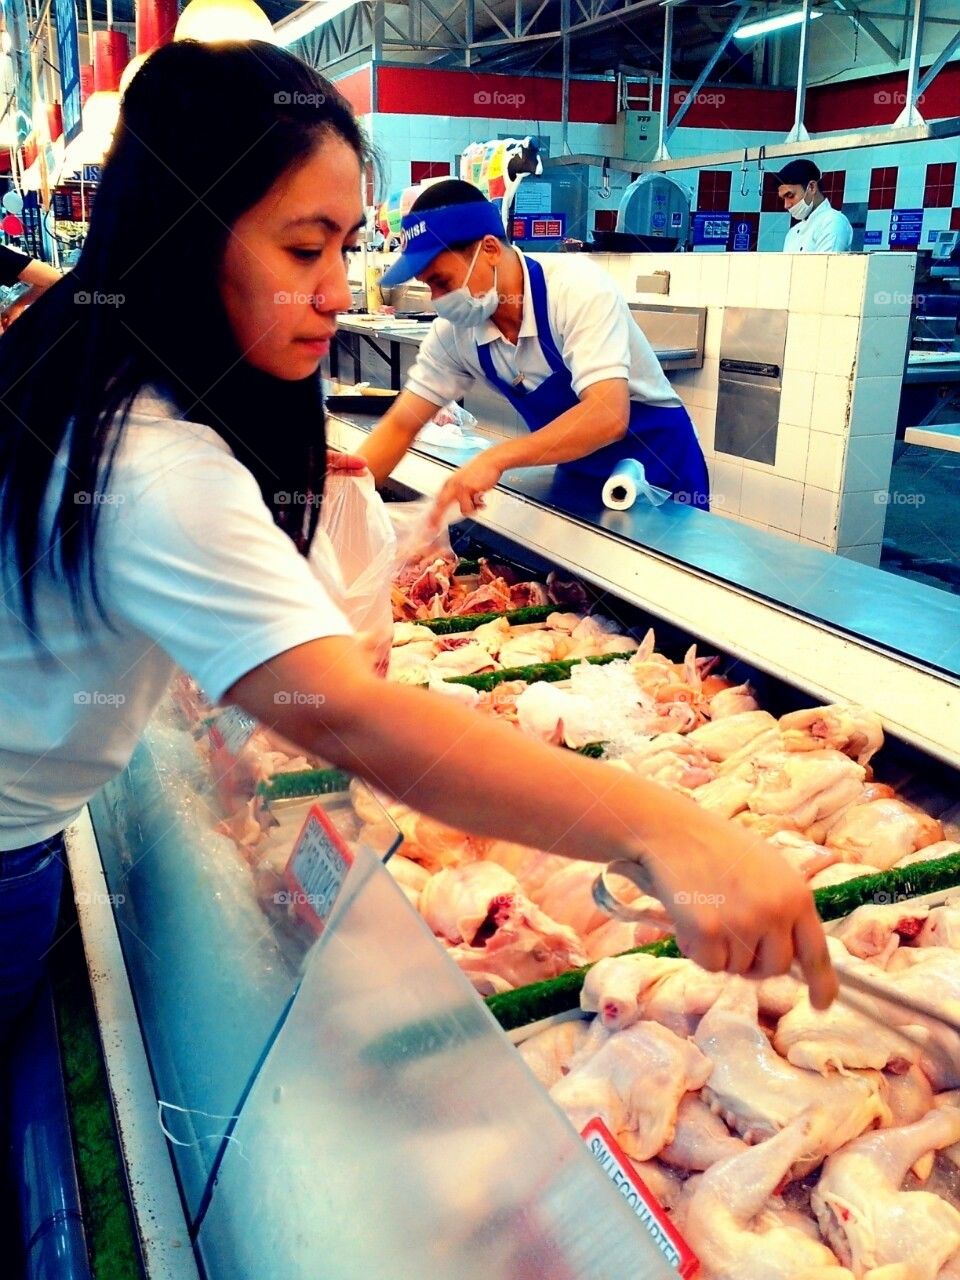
xmin=637 ymin=805 xmax=837 ymax=1010
xmin=326 ymin=450 xmax=367 ymax=474
xmin=430 ymin=454 xmax=503 ymax=524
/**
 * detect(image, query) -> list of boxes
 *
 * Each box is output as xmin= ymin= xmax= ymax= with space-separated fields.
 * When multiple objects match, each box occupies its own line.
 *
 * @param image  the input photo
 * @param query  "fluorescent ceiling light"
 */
xmin=275 ymin=0 xmax=360 ymax=46
xmin=734 ymin=9 xmax=823 ymax=38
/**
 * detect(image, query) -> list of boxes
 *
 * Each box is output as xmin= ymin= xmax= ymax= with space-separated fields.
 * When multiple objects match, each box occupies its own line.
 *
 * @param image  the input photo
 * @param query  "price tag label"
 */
xmin=283 ymin=805 xmax=354 ymax=934
xmin=582 ymin=1118 xmax=699 ymax=1277
xmin=209 ymin=707 xmax=257 ymax=758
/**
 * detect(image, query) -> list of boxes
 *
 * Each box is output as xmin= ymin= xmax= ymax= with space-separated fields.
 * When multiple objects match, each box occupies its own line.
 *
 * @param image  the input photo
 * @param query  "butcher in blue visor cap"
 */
xmin=360 ymin=180 xmax=710 ymax=519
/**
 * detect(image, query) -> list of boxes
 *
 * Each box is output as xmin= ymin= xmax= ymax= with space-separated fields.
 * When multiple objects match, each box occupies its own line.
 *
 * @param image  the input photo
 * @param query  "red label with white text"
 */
xmin=283 ymin=804 xmax=354 ymax=935
xmin=582 ymin=1117 xmax=699 ymax=1277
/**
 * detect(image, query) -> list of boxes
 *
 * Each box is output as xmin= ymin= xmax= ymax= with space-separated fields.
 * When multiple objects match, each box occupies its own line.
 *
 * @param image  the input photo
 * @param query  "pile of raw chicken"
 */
xmin=517 ymin=894 xmax=960 ymax=1280
xmin=378 ymin=555 xmax=955 ymax=994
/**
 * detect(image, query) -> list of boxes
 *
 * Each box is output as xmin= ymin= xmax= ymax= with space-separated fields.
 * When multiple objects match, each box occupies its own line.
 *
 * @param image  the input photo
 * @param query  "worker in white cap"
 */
xmin=776 ymin=159 xmax=853 ymax=253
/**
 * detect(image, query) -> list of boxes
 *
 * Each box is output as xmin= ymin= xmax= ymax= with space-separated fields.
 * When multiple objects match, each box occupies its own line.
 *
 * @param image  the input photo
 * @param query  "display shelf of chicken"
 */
xmin=391 ymin=554 xmax=583 ymax=622
xmin=514 ymin=906 xmax=960 ymax=1280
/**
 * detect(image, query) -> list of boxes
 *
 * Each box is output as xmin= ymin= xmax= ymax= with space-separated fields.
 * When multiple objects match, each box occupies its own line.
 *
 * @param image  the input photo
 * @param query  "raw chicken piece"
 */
xmin=659 ymin=1094 xmax=748 ymax=1172
xmin=508 ymin=580 xmax=550 ymax=608
xmin=497 ymin=630 xmax=559 ymax=669
xmin=627 ymin=1159 xmax=684 ymax=1211
xmin=392 ymin=809 xmax=483 ymax=872
xmin=387 ymin=854 xmax=430 ymax=901
xmin=733 ymin=812 xmax=802 ymax=840
xmin=428 ymin=642 xmax=499 ymax=678
xmin=419 ymin=863 xmax=519 ymax=944
xmin=549 ymin=1019 xmax=712 ymax=1161
xmin=517 ymin=1018 xmax=591 ymax=1089
xmin=694 ymin=980 xmax=889 ymax=1164
xmin=531 ymin=861 xmax=622 ymax=936
xmin=482 ymin=840 xmax=569 ymax=896
xmin=917 ymin=896 xmax=960 ymax=949
xmin=687 ymin=710 xmax=779 ymax=763
xmin=690 ymin=773 xmax=754 ymax=818
xmin=392 ymin=621 xmax=437 ymax=646
xmin=774 ymin=968 xmax=920 ymax=1075
xmin=747 ymin=750 xmax=866 ymax=832
xmin=545 ymin=611 xmax=582 ymax=633
xmin=881 ymin=1065 xmax=935 ymax=1128
xmin=546 ymin=570 xmax=591 ymax=610
xmin=387 ymin=643 xmax=434 ymax=684
xmin=570 ymin=614 xmax=621 ymax=645
xmin=456 ymin=579 xmax=513 ymax=615
xmin=812 ymin=1109 xmax=960 ymax=1280
xmin=581 ymin=953 xmax=727 ymax=1036
xmin=894 ymin=839 xmax=960 ymax=870
xmin=708 ymin=683 xmax=760 ymax=718
xmin=832 ymin=903 xmax=930 ymax=965
xmin=780 ymin=703 xmax=885 ymax=767
xmin=469 ymin=616 xmax=512 ymax=656
xmin=513 ymin=681 xmax=599 ymax=749
xmin=426 ymin=678 xmax=481 ymax=709
xmin=216 ymin=797 xmax=263 ymax=851
xmin=445 ymin=896 xmax=587 ymax=990
xmin=620 ymin=734 xmax=716 ymax=790
xmin=826 ymin=799 xmax=945 ymax=872
xmin=598 ymin=635 xmax=640 ymax=656
xmin=809 ymin=862 xmax=884 ymax=891
xmin=584 ymin=911 xmax=672 ymax=962
xmin=767 ymin=830 xmax=841 ymax=880
xmin=683 ymin=1111 xmax=856 ymax=1280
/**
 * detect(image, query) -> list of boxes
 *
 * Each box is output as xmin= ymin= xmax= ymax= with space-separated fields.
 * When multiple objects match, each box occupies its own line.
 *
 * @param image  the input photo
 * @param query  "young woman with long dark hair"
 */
xmin=0 ymin=40 xmax=835 ymax=1041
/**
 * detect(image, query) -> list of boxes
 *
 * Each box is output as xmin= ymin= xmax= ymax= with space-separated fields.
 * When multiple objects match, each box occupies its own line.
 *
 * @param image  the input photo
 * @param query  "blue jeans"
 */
xmin=0 ymin=835 xmax=65 ymax=1047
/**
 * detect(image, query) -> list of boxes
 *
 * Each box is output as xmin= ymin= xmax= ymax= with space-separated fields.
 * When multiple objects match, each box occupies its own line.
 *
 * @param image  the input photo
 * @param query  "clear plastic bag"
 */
xmin=386 ymin=499 xmax=455 ymax=583
xmin=315 ymin=473 xmax=397 ymax=674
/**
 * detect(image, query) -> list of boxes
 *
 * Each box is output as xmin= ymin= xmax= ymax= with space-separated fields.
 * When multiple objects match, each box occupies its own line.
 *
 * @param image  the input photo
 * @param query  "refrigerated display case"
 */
xmin=67 ymin=411 xmax=960 ymax=1276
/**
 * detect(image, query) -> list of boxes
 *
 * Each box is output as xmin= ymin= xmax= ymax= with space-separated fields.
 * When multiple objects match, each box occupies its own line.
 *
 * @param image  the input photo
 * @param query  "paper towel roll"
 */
xmin=602 ymin=458 xmax=671 ymax=511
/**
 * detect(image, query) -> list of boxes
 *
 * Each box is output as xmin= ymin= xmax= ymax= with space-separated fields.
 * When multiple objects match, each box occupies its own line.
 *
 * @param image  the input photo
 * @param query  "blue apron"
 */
xmin=476 ymin=256 xmax=710 ymax=510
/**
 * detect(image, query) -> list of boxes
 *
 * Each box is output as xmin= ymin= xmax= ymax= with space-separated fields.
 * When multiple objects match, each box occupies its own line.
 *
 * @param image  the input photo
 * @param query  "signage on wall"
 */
xmin=863 ymin=229 xmax=883 ymax=246
xmin=53 ymin=0 xmax=83 ymax=143
xmin=513 ymin=213 xmax=566 ymax=240
xmin=889 ymin=208 xmax=924 ymax=247
xmin=692 ymin=212 xmax=730 ymax=246
xmin=732 ymin=219 xmax=752 ymax=252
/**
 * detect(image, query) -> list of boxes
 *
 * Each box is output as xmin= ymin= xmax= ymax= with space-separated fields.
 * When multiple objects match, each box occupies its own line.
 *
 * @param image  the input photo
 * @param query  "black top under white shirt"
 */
xmin=0 ymin=244 xmax=31 ymax=288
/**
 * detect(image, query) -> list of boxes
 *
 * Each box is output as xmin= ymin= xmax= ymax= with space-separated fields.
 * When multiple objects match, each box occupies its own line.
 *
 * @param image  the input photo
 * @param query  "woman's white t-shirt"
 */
xmin=0 ymin=387 xmax=352 ymax=850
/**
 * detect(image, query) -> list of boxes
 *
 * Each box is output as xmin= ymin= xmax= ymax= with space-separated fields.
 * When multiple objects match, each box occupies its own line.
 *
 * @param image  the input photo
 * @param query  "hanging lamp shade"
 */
xmin=93 ymin=29 xmax=130 ymax=93
xmin=174 ymin=0 xmax=276 ymax=44
xmin=119 ymin=52 xmax=149 ymax=98
xmin=63 ymin=89 xmax=121 ymax=167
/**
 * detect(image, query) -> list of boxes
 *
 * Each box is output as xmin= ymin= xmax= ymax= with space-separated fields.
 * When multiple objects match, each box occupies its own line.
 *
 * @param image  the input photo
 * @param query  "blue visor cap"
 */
xmin=380 ymin=201 xmax=505 ymax=286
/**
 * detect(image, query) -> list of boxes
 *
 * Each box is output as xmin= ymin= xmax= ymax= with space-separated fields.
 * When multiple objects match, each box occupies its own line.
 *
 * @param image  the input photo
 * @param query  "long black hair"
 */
xmin=0 ymin=39 xmax=368 ymax=634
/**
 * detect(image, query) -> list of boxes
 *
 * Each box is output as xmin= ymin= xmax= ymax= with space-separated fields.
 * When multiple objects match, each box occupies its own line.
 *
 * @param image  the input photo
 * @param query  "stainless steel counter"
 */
xmin=329 ymin=411 xmax=960 ymax=767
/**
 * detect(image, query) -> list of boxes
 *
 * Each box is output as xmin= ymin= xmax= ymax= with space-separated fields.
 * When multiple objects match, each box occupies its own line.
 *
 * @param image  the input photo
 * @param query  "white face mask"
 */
xmin=789 ymin=191 xmax=814 ymax=221
xmin=434 ymin=242 xmax=499 ymax=328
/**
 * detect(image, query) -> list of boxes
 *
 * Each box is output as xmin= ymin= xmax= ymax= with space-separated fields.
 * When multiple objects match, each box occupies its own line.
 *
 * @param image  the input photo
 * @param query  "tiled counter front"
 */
xmin=593 ymin=251 xmax=915 ymax=563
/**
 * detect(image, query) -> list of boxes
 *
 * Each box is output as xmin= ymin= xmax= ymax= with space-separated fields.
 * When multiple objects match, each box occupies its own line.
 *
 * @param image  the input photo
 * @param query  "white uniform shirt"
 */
xmin=406 ymin=250 xmax=681 ymax=410
xmin=783 ymin=199 xmax=853 ymax=253
xmin=0 ymin=387 xmax=352 ymax=848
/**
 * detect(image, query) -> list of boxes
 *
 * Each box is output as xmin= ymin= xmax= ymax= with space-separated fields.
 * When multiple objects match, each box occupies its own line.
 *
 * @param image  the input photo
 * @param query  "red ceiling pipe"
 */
xmin=93 ymin=29 xmax=130 ymax=93
xmin=136 ymin=0 xmax=178 ymax=54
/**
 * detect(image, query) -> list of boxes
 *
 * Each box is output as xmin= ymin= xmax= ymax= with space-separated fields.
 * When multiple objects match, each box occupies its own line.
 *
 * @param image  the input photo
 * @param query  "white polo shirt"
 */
xmin=405 ymin=250 xmax=681 ymax=411
xmin=783 ymin=199 xmax=853 ymax=253
xmin=0 ymin=386 xmax=353 ymax=848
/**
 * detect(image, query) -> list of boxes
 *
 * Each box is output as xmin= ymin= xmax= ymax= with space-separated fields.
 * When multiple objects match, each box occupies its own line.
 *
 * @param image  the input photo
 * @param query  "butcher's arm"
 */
xmin=227 ymin=636 xmax=836 ymax=1006
xmin=356 ymin=390 xmax=440 ymax=485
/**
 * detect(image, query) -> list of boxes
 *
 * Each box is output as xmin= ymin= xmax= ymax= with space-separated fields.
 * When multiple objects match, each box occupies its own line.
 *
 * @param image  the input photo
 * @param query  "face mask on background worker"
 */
xmin=789 ymin=183 xmax=817 ymax=220
xmin=434 ymin=241 xmax=500 ymax=327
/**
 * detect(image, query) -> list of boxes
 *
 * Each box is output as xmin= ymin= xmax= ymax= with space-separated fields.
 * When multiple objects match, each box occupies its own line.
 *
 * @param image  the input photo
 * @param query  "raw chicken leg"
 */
xmin=659 ymin=1094 xmax=748 ymax=1172
xmin=774 ymin=981 xmax=920 ymax=1075
xmin=832 ymin=902 xmax=930 ymax=965
xmin=812 ymin=1109 xmax=960 ymax=1280
xmin=683 ymin=1110 xmax=856 ymax=1280
xmin=746 ymin=750 xmax=866 ymax=833
xmin=549 ymin=1019 xmax=712 ymax=1161
xmin=918 ymin=896 xmax=960 ymax=949
xmin=580 ymin=953 xmax=727 ymax=1036
xmin=694 ymin=980 xmax=889 ymax=1167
